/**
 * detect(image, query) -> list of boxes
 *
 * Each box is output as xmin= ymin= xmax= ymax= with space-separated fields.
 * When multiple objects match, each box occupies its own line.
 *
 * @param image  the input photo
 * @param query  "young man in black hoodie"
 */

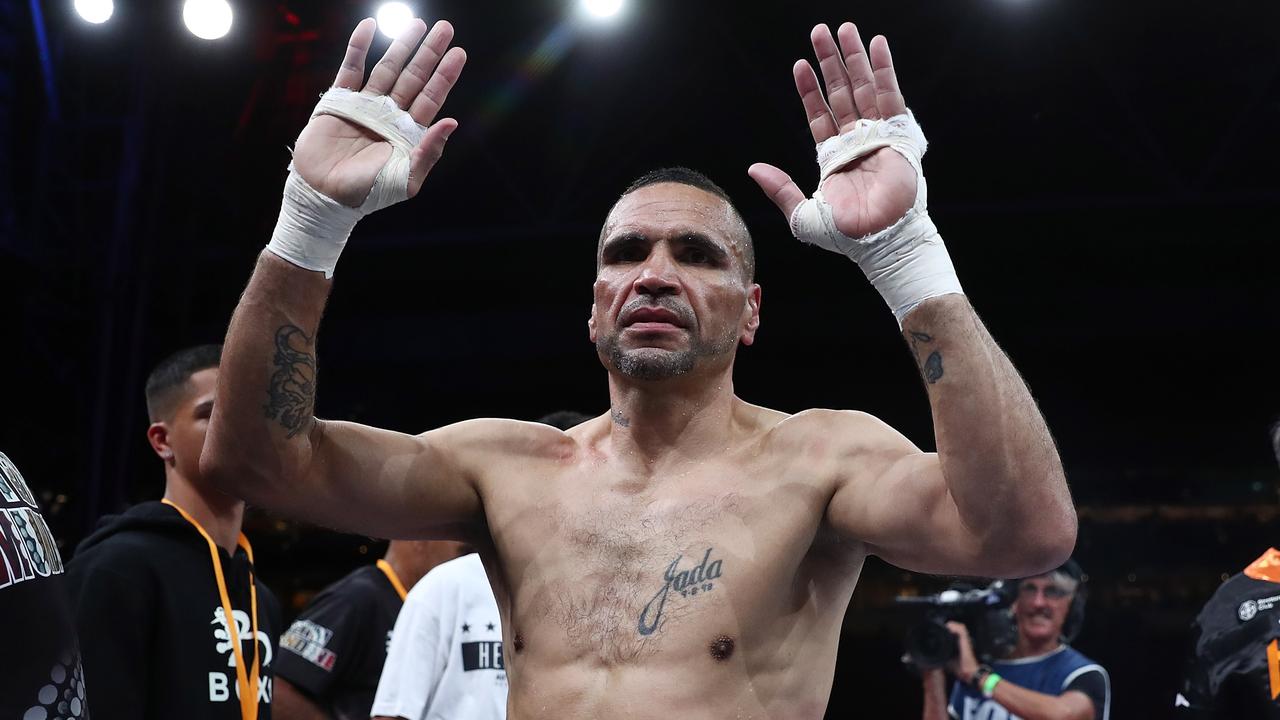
xmin=66 ymin=344 xmax=282 ymax=719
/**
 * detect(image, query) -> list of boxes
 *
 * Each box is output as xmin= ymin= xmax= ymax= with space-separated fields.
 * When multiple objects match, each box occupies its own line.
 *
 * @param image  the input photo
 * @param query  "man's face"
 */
xmin=149 ymin=367 xmax=218 ymax=481
xmin=1012 ymin=574 xmax=1074 ymax=645
xmin=589 ymin=183 xmax=761 ymax=381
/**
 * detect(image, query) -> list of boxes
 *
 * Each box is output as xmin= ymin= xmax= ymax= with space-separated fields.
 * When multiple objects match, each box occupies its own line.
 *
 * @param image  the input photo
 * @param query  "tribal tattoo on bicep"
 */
xmin=263 ymin=324 xmax=317 ymax=438
xmin=908 ymin=330 xmax=944 ymax=384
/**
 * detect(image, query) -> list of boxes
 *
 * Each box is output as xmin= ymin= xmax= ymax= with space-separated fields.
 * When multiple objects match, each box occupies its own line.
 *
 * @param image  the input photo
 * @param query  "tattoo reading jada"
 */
xmin=263 ymin=324 xmax=316 ymax=438
xmin=637 ymin=548 xmax=724 ymax=636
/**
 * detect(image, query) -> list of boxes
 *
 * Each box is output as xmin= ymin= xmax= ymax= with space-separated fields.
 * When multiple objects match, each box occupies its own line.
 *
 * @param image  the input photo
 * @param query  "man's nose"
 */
xmin=633 ymin=252 xmax=681 ymax=297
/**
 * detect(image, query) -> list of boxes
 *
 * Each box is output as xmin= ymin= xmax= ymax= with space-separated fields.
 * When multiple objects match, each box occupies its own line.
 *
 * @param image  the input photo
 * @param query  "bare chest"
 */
xmin=487 ymin=465 xmax=835 ymax=665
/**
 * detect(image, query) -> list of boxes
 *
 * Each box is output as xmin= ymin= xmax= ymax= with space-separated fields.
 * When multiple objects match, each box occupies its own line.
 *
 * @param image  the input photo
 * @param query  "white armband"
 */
xmin=267 ymin=88 xmax=429 ymax=278
xmin=789 ymin=110 xmax=963 ymax=325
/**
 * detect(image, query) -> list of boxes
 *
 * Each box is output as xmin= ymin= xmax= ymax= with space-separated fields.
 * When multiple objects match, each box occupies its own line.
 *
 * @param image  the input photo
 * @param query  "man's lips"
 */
xmin=626 ymin=322 xmax=683 ymax=333
xmin=622 ymin=307 xmax=686 ymax=328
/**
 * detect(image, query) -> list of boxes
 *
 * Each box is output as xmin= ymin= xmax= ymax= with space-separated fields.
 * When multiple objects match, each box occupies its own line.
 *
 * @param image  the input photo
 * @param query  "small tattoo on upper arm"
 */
xmin=908 ymin=330 xmax=944 ymax=384
xmin=263 ymin=324 xmax=316 ymax=438
xmin=637 ymin=547 xmax=724 ymax=636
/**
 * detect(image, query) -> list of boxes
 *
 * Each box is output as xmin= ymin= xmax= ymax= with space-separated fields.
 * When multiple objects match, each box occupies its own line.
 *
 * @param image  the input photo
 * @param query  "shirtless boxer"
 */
xmin=204 ymin=16 xmax=1076 ymax=719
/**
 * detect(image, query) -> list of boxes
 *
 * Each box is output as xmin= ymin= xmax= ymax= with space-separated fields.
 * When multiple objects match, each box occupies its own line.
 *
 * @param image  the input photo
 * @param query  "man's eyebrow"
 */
xmin=674 ymin=232 xmax=730 ymax=262
xmin=600 ymin=232 xmax=648 ymax=256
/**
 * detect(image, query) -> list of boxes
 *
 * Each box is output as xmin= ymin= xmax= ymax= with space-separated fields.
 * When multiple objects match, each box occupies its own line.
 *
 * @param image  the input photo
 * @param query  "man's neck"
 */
xmin=603 ymin=368 xmax=741 ymax=473
xmin=382 ymin=543 xmax=427 ymax=590
xmin=163 ymin=473 xmax=245 ymax=556
xmin=1011 ymin=635 xmax=1062 ymax=660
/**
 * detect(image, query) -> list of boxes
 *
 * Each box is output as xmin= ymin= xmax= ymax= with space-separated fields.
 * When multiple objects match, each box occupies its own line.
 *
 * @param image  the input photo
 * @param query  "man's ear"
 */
xmin=588 ymin=308 xmax=598 ymax=344
xmin=740 ymin=284 xmax=762 ymax=346
xmin=146 ymin=422 xmax=174 ymax=463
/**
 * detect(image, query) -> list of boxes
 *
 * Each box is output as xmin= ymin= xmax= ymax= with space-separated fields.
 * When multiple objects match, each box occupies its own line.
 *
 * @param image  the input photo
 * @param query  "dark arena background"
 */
xmin=4 ymin=0 xmax=1279 ymax=716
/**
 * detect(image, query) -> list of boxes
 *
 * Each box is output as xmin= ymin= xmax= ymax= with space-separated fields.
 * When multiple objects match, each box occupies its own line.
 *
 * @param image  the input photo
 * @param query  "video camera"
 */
xmin=896 ymin=580 xmax=1019 ymax=669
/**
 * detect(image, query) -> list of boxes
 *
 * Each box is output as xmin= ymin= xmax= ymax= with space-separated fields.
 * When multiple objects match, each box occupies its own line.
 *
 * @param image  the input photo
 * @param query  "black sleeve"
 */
xmin=274 ymin=585 xmax=369 ymax=702
xmin=66 ymin=555 xmax=154 ymax=719
xmin=259 ymin=582 xmax=284 ymax=673
xmin=1064 ymin=668 xmax=1109 ymax=720
xmin=1174 ymin=613 xmax=1219 ymax=718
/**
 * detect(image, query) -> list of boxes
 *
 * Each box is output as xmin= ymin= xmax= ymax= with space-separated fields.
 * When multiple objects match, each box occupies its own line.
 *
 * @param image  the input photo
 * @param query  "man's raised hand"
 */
xmin=748 ymin=23 xmax=917 ymax=240
xmin=292 ymin=18 xmax=466 ymax=208
xmin=749 ymin=22 xmax=962 ymax=323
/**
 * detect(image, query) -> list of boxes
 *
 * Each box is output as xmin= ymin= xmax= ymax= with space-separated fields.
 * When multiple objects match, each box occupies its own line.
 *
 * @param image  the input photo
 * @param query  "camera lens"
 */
xmin=906 ymin=618 xmax=958 ymax=669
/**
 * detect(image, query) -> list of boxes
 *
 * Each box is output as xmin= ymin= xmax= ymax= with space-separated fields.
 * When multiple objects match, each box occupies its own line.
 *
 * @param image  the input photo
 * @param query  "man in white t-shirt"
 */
xmin=371 ymin=553 xmax=506 ymax=720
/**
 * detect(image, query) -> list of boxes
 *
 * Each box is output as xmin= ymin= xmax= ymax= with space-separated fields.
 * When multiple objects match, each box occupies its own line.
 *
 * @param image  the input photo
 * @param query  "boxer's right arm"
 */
xmin=204 ymin=252 xmax=490 ymax=538
xmin=202 ymin=19 xmax=485 ymax=539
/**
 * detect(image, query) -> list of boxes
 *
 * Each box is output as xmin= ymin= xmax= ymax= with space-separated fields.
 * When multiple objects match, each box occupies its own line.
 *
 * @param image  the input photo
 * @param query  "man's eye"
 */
xmin=617 ymin=247 xmax=646 ymax=262
xmin=685 ymin=248 xmax=710 ymax=264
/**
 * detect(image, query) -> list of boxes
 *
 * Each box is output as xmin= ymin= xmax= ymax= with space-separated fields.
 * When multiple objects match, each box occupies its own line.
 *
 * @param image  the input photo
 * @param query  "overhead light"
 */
xmin=376 ymin=2 xmax=415 ymax=39
xmin=183 ymin=0 xmax=233 ymax=40
xmin=582 ymin=0 xmax=624 ymax=20
xmin=73 ymin=0 xmax=113 ymax=24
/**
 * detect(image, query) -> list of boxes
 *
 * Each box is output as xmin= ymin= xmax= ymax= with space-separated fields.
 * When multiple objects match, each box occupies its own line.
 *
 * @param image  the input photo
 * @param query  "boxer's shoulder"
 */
xmin=421 ymin=416 xmax=585 ymax=468
xmin=762 ymin=407 xmax=898 ymax=454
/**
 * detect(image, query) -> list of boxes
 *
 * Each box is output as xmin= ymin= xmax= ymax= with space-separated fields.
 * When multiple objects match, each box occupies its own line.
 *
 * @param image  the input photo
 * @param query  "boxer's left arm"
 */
xmin=752 ymin=23 xmax=1073 ymax=578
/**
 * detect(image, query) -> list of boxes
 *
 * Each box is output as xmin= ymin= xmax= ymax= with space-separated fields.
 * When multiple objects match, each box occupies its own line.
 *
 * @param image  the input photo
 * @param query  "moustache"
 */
xmin=620 ymin=297 xmax=696 ymax=327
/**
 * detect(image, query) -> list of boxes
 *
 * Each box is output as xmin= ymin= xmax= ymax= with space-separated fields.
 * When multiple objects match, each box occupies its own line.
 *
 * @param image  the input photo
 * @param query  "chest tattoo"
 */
xmin=637 ymin=547 xmax=725 ymax=636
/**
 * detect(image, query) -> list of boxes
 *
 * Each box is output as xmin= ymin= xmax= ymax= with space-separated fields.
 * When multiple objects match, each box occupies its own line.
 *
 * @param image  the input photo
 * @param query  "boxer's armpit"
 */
xmin=263 ymin=323 xmax=317 ymax=438
xmin=907 ymin=330 xmax=943 ymax=384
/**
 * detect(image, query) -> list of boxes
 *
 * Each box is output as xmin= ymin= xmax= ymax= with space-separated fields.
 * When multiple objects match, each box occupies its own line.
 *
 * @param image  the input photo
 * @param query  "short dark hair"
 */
xmin=144 ymin=344 xmax=222 ymax=422
xmin=536 ymin=410 xmax=592 ymax=431
xmin=605 ymin=167 xmax=756 ymax=281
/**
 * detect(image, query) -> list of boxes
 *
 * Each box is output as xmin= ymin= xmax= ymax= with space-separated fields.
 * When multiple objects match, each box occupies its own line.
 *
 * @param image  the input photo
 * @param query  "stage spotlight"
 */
xmin=183 ymin=0 xmax=233 ymax=40
xmin=376 ymin=2 xmax=415 ymax=39
xmin=74 ymin=0 xmax=113 ymax=24
xmin=582 ymin=0 xmax=624 ymax=20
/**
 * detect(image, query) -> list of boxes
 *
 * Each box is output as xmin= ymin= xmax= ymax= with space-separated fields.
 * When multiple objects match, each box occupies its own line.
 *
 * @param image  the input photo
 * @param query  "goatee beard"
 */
xmin=597 ymin=329 xmax=736 ymax=381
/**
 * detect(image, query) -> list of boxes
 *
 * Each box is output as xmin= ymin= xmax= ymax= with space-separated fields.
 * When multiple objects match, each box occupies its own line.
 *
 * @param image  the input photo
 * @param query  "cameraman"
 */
xmin=921 ymin=560 xmax=1110 ymax=720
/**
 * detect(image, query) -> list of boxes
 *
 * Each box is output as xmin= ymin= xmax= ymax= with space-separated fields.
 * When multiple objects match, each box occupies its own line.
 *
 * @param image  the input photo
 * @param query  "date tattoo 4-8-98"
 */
xmin=637 ymin=548 xmax=724 ymax=636
xmin=263 ymin=324 xmax=317 ymax=438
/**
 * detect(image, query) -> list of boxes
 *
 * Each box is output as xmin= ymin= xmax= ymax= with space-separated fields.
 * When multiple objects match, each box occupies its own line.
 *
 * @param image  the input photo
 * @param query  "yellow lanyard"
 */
xmin=162 ymin=499 xmax=260 ymax=720
xmin=376 ymin=559 xmax=408 ymax=601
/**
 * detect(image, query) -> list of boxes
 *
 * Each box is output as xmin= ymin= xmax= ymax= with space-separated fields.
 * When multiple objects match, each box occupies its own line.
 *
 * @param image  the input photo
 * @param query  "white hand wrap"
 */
xmin=267 ymin=88 xmax=429 ymax=278
xmin=789 ymin=110 xmax=963 ymax=324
